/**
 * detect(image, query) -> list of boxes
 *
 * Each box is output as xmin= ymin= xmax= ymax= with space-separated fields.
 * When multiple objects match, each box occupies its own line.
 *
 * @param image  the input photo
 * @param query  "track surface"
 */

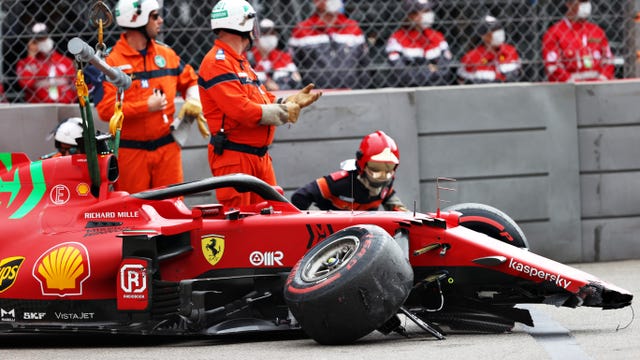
xmin=1 ymin=260 xmax=638 ymax=360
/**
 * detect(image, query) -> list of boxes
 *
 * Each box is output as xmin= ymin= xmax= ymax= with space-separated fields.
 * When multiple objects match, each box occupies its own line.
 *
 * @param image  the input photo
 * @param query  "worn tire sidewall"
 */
xmin=445 ymin=203 xmax=529 ymax=249
xmin=284 ymin=225 xmax=413 ymax=344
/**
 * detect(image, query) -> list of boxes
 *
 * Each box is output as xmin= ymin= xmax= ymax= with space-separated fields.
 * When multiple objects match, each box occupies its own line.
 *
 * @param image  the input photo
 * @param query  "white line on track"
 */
xmin=521 ymin=305 xmax=592 ymax=360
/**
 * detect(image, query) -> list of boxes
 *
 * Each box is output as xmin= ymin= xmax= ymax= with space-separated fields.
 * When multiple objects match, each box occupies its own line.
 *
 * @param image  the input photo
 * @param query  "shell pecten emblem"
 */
xmin=33 ymin=242 xmax=90 ymax=297
xmin=201 ymin=235 xmax=225 ymax=266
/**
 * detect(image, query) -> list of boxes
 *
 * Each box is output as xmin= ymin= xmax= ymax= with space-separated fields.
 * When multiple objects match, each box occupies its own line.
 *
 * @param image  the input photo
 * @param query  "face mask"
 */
xmin=325 ymin=0 xmax=343 ymax=14
xmin=420 ymin=11 xmax=435 ymax=29
xmin=38 ymin=38 xmax=54 ymax=55
xmin=258 ymin=35 xmax=278 ymax=53
xmin=491 ymin=29 xmax=505 ymax=47
xmin=577 ymin=2 xmax=592 ymax=19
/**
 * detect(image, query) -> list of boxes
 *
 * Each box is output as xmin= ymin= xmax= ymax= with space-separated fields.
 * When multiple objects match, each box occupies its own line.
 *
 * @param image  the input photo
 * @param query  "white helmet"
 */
xmin=54 ymin=117 xmax=84 ymax=146
xmin=211 ymin=0 xmax=257 ymax=33
xmin=115 ymin=0 xmax=160 ymax=28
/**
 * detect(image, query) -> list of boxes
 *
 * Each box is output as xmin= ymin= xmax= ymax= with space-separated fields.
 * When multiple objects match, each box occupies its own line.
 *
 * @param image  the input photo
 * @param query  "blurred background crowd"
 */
xmin=0 ymin=0 xmax=636 ymax=103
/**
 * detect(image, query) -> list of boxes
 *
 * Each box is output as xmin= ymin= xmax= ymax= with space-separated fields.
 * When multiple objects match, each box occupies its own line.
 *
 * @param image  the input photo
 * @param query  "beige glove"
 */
xmin=178 ymin=98 xmax=210 ymax=138
xmin=286 ymin=102 xmax=301 ymax=124
xmin=195 ymin=114 xmax=210 ymax=138
xmin=178 ymin=98 xmax=202 ymax=121
xmin=285 ymin=83 xmax=322 ymax=109
xmin=259 ymin=103 xmax=301 ymax=126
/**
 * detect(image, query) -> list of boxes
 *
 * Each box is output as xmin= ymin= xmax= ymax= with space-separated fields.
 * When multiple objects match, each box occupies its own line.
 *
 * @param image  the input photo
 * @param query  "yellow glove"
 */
xmin=196 ymin=114 xmax=210 ymax=138
xmin=178 ymin=98 xmax=209 ymax=138
xmin=178 ymin=98 xmax=203 ymax=122
xmin=285 ymin=83 xmax=322 ymax=109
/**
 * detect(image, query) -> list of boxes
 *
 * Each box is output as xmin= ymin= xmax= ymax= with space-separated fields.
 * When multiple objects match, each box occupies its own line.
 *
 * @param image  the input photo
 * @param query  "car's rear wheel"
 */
xmin=445 ymin=203 xmax=529 ymax=249
xmin=284 ymin=225 xmax=413 ymax=345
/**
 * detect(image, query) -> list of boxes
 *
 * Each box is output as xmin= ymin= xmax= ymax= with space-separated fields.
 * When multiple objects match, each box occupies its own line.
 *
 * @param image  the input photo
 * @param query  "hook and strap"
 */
xmin=75 ymin=67 xmax=101 ymax=196
xmin=109 ymin=90 xmax=125 ymax=156
xmin=90 ymin=1 xmax=113 ymax=55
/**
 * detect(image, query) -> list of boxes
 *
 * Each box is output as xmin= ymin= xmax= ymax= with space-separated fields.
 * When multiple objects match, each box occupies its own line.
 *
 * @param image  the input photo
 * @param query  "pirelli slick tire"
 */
xmin=284 ymin=225 xmax=414 ymax=345
xmin=445 ymin=203 xmax=529 ymax=249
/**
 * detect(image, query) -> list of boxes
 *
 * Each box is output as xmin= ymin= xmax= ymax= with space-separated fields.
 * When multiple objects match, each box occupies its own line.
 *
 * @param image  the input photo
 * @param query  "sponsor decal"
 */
xmin=117 ymin=258 xmax=149 ymax=311
xmin=305 ymin=224 xmax=334 ymax=248
xmin=0 ymin=256 xmax=25 ymax=293
xmin=76 ymin=183 xmax=90 ymax=196
xmin=201 ymin=235 xmax=225 ymax=266
xmin=23 ymin=312 xmax=46 ymax=320
xmin=211 ymin=10 xmax=229 ymax=20
xmin=84 ymin=224 xmax=126 ymax=237
xmin=54 ymin=312 xmax=95 ymax=320
xmin=249 ymin=251 xmax=284 ymax=267
xmin=154 ymin=55 xmax=166 ymax=68
xmin=49 ymin=184 xmax=70 ymax=205
xmin=33 ymin=242 xmax=91 ymax=297
xmin=84 ymin=211 xmax=139 ymax=219
xmin=1 ymin=308 xmax=15 ymax=322
xmin=0 ymin=153 xmax=46 ymax=219
xmin=215 ymin=49 xmax=225 ymax=61
xmin=508 ymin=258 xmax=572 ymax=289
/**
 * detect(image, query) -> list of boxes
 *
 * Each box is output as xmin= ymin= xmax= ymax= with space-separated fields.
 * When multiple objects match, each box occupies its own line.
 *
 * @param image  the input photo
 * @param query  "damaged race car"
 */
xmin=0 ymin=35 xmax=633 ymax=345
xmin=0 ymin=146 xmax=633 ymax=344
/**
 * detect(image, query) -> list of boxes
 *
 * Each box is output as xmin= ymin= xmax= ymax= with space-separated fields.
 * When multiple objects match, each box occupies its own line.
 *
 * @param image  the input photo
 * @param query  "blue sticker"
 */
xmin=215 ymin=49 xmax=225 ymax=61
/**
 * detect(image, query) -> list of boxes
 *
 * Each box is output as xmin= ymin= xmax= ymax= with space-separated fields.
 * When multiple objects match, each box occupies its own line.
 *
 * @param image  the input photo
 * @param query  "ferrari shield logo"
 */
xmin=201 ymin=235 xmax=225 ymax=266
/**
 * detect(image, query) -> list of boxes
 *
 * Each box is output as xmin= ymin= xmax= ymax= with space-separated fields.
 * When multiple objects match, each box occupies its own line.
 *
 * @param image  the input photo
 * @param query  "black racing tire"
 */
xmin=284 ymin=225 xmax=414 ymax=345
xmin=444 ymin=203 xmax=529 ymax=249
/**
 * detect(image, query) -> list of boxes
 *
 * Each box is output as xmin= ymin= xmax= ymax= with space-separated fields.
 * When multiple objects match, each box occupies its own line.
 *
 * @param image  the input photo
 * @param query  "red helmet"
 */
xmin=356 ymin=130 xmax=400 ymax=174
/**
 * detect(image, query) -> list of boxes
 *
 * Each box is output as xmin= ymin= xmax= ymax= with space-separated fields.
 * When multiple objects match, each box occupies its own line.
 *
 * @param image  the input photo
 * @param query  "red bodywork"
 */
xmin=0 ymin=152 xmax=632 ymax=335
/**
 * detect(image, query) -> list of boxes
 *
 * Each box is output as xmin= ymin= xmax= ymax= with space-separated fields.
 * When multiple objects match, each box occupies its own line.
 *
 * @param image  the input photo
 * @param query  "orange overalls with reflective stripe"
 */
xmin=97 ymin=33 xmax=198 ymax=193
xmin=198 ymin=40 xmax=278 ymax=208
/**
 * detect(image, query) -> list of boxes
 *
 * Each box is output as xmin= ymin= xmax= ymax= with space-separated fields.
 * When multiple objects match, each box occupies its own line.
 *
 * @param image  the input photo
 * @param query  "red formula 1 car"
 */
xmin=0 ymin=138 xmax=634 ymax=344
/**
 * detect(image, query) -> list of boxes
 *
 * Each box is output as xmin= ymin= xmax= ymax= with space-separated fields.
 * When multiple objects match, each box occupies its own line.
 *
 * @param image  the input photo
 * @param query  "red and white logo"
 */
xmin=117 ymin=258 xmax=149 ymax=311
xmin=249 ymin=251 xmax=284 ymax=266
xmin=49 ymin=185 xmax=70 ymax=205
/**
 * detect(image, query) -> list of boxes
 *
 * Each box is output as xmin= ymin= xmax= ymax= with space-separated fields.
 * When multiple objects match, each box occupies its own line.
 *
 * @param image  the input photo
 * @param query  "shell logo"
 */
xmin=32 ymin=242 xmax=91 ymax=297
xmin=76 ymin=183 xmax=90 ymax=196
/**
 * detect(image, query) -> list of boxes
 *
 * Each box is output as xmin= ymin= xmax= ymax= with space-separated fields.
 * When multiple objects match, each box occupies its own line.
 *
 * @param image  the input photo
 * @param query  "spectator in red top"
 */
xmin=288 ymin=0 xmax=369 ymax=89
xmin=542 ymin=0 xmax=614 ymax=82
xmin=16 ymin=22 xmax=77 ymax=103
xmin=248 ymin=18 xmax=302 ymax=91
xmin=385 ymin=0 xmax=454 ymax=87
xmin=457 ymin=15 xmax=522 ymax=84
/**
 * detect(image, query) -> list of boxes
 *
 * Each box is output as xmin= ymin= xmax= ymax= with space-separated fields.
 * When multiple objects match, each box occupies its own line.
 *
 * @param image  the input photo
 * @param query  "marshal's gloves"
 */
xmin=284 ymin=83 xmax=322 ymax=109
xmin=178 ymin=98 xmax=210 ymax=138
xmin=259 ymin=103 xmax=301 ymax=126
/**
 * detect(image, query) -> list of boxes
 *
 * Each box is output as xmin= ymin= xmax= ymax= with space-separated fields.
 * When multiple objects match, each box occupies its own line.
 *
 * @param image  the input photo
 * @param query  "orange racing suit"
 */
xmin=97 ymin=33 xmax=198 ymax=193
xmin=198 ymin=39 xmax=279 ymax=208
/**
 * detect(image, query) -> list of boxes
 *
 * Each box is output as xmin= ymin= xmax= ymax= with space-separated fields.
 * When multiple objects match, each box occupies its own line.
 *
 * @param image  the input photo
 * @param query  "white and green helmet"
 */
xmin=115 ymin=0 xmax=160 ymax=28
xmin=210 ymin=0 xmax=257 ymax=32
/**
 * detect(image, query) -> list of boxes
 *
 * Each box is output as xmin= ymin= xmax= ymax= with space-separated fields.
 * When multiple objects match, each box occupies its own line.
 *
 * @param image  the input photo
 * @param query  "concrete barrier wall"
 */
xmin=2 ymin=81 xmax=639 ymax=262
